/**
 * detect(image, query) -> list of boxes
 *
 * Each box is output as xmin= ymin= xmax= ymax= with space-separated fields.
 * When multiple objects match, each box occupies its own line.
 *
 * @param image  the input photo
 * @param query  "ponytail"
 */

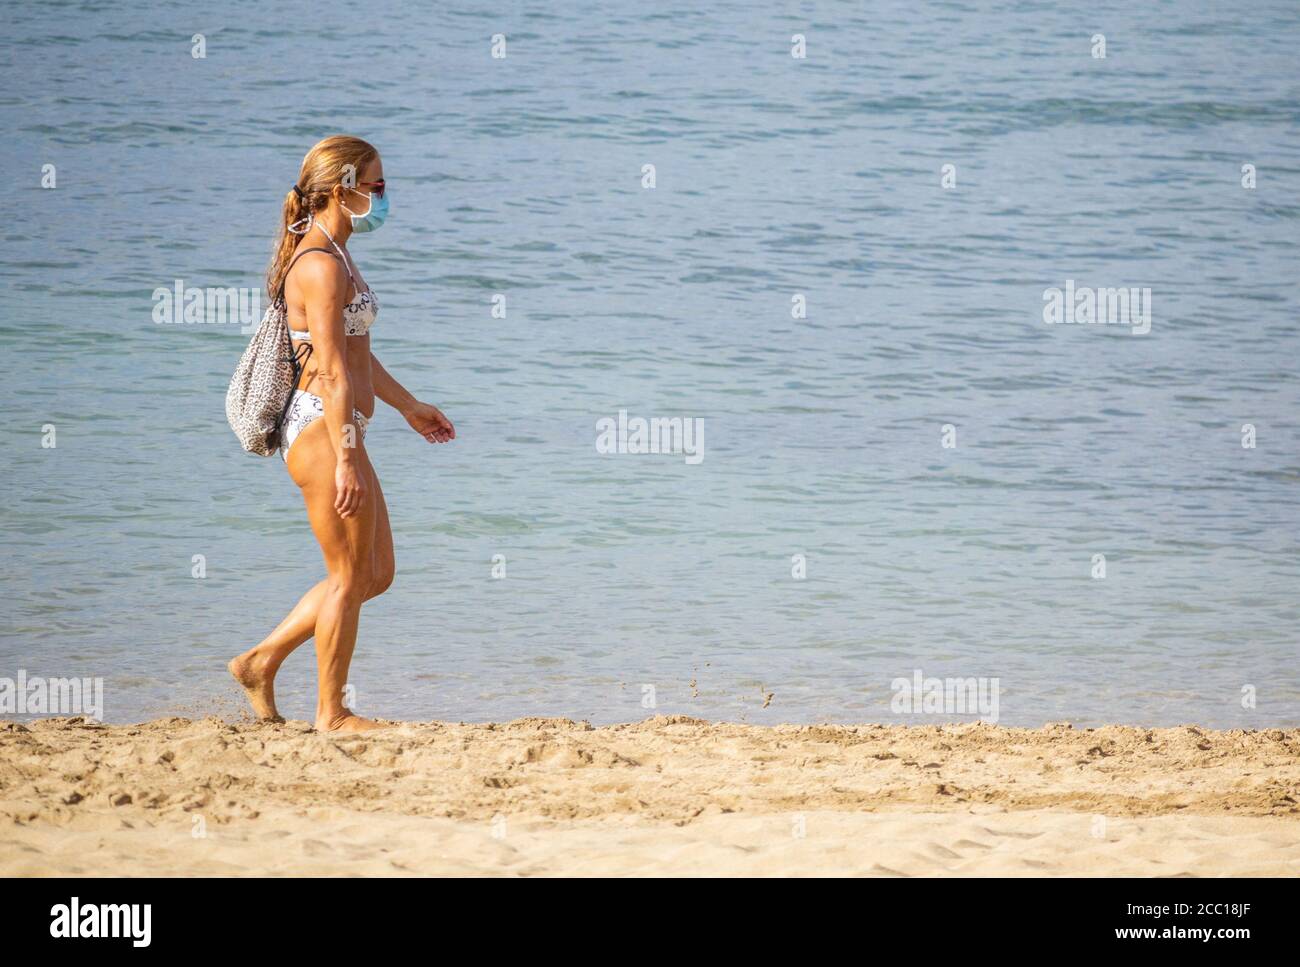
xmin=266 ymin=187 xmax=307 ymax=299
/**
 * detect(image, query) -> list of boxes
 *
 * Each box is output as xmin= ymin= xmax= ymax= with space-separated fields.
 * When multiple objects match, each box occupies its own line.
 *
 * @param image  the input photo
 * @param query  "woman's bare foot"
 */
xmin=314 ymin=710 xmax=388 ymax=733
xmin=228 ymin=654 xmax=283 ymax=723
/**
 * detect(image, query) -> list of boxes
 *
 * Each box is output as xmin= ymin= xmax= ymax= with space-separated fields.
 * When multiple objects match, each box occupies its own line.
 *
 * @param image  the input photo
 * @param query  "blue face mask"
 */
xmin=344 ymin=186 xmax=389 ymax=233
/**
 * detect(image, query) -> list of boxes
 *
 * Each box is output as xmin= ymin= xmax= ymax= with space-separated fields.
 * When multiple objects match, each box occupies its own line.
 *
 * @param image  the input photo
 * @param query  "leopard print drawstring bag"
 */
xmin=225 ymin=297 xmax=303 ymax=456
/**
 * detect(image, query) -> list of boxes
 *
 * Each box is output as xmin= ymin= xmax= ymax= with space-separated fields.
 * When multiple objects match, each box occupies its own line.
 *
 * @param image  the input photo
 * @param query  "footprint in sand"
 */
xmin=926 ymin=843 xmax=963 ymax=860
xmin=979 ymin=826 xmax=1042 ymax=840
xmin=869 ymin=863 xmax=909 ymax=877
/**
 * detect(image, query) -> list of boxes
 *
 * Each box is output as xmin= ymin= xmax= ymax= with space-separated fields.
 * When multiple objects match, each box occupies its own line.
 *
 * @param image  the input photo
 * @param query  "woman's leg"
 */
xmin=369 ymin=469 xmax=395 ymax=598
xmin=291 ymin=418 xmax=386 ymax=732
xmin=228 ymin=579 xmax=328 ymax=721
xmin=229 ymin=415 xmax=386 ymax=730
xmin=229 ymin=495 xmax=393 ymax=723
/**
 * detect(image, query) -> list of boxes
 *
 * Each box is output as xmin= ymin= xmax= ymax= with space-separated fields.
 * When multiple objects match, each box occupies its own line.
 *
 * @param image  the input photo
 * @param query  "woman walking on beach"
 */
xmin=228 ymin=135 xmax=455 ymax=732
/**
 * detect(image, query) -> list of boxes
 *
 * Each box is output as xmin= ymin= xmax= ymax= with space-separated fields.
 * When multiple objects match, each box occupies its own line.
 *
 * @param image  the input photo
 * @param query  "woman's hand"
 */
xmin=403 ymin=401 xmax=456 ymax=444
xmin=334 ymin=456 xmax=368 ymax=518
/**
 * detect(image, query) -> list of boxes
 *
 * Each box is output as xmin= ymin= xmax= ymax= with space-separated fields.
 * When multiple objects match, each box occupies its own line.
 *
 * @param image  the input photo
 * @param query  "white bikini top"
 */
xmin=286 ymin=222 xmax=378 ymax=342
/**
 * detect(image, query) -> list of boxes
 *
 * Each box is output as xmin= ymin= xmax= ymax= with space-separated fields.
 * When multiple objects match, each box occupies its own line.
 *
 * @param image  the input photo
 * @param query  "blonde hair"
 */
xmin=267 ymin=135 xmax=378 ymax=298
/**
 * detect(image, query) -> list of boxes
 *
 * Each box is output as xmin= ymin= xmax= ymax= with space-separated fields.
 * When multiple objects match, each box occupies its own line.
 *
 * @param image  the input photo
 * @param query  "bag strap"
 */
xmin=270 ymin=231 xmax=354 ymax=451
xmin=274 ymin=340 xmax=313 ymax=450
xmin=272 ymin=244 xmax=336 ymax=446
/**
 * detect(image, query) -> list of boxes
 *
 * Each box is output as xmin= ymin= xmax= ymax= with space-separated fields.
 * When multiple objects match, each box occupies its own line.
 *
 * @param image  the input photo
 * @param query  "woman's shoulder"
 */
xmin=285 ymin=245 xmax=349 ymax=296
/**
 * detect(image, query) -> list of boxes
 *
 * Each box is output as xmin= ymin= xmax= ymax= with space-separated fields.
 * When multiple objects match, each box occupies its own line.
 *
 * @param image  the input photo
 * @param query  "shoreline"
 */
xmin=3 ymin=716 xmax=1297 ymax=876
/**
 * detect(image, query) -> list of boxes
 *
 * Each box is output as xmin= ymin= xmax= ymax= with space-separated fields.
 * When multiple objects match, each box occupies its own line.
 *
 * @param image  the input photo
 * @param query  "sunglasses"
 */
xmin=355 ymin=179 xmax=386 ymax=199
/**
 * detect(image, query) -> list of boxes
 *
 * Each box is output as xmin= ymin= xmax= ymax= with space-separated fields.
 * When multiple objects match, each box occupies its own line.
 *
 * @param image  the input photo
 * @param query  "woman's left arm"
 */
xmin=371 ymin=352 xmax=456 ymax=444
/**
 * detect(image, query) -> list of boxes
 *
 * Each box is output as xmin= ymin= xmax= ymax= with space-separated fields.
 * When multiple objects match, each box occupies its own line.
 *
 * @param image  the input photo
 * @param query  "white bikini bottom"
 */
xmin=281 ymin=389 xmax=370 ymax=459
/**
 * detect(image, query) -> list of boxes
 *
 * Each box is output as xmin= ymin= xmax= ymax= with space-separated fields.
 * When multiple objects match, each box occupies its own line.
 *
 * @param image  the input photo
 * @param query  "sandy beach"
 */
xmin=2 ymin=716 xmax=1297 ymax=877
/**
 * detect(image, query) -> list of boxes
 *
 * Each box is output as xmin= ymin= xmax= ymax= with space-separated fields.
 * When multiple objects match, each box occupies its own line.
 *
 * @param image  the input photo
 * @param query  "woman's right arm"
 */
xmin=297 ymin=255 xmax=368 ymax=518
